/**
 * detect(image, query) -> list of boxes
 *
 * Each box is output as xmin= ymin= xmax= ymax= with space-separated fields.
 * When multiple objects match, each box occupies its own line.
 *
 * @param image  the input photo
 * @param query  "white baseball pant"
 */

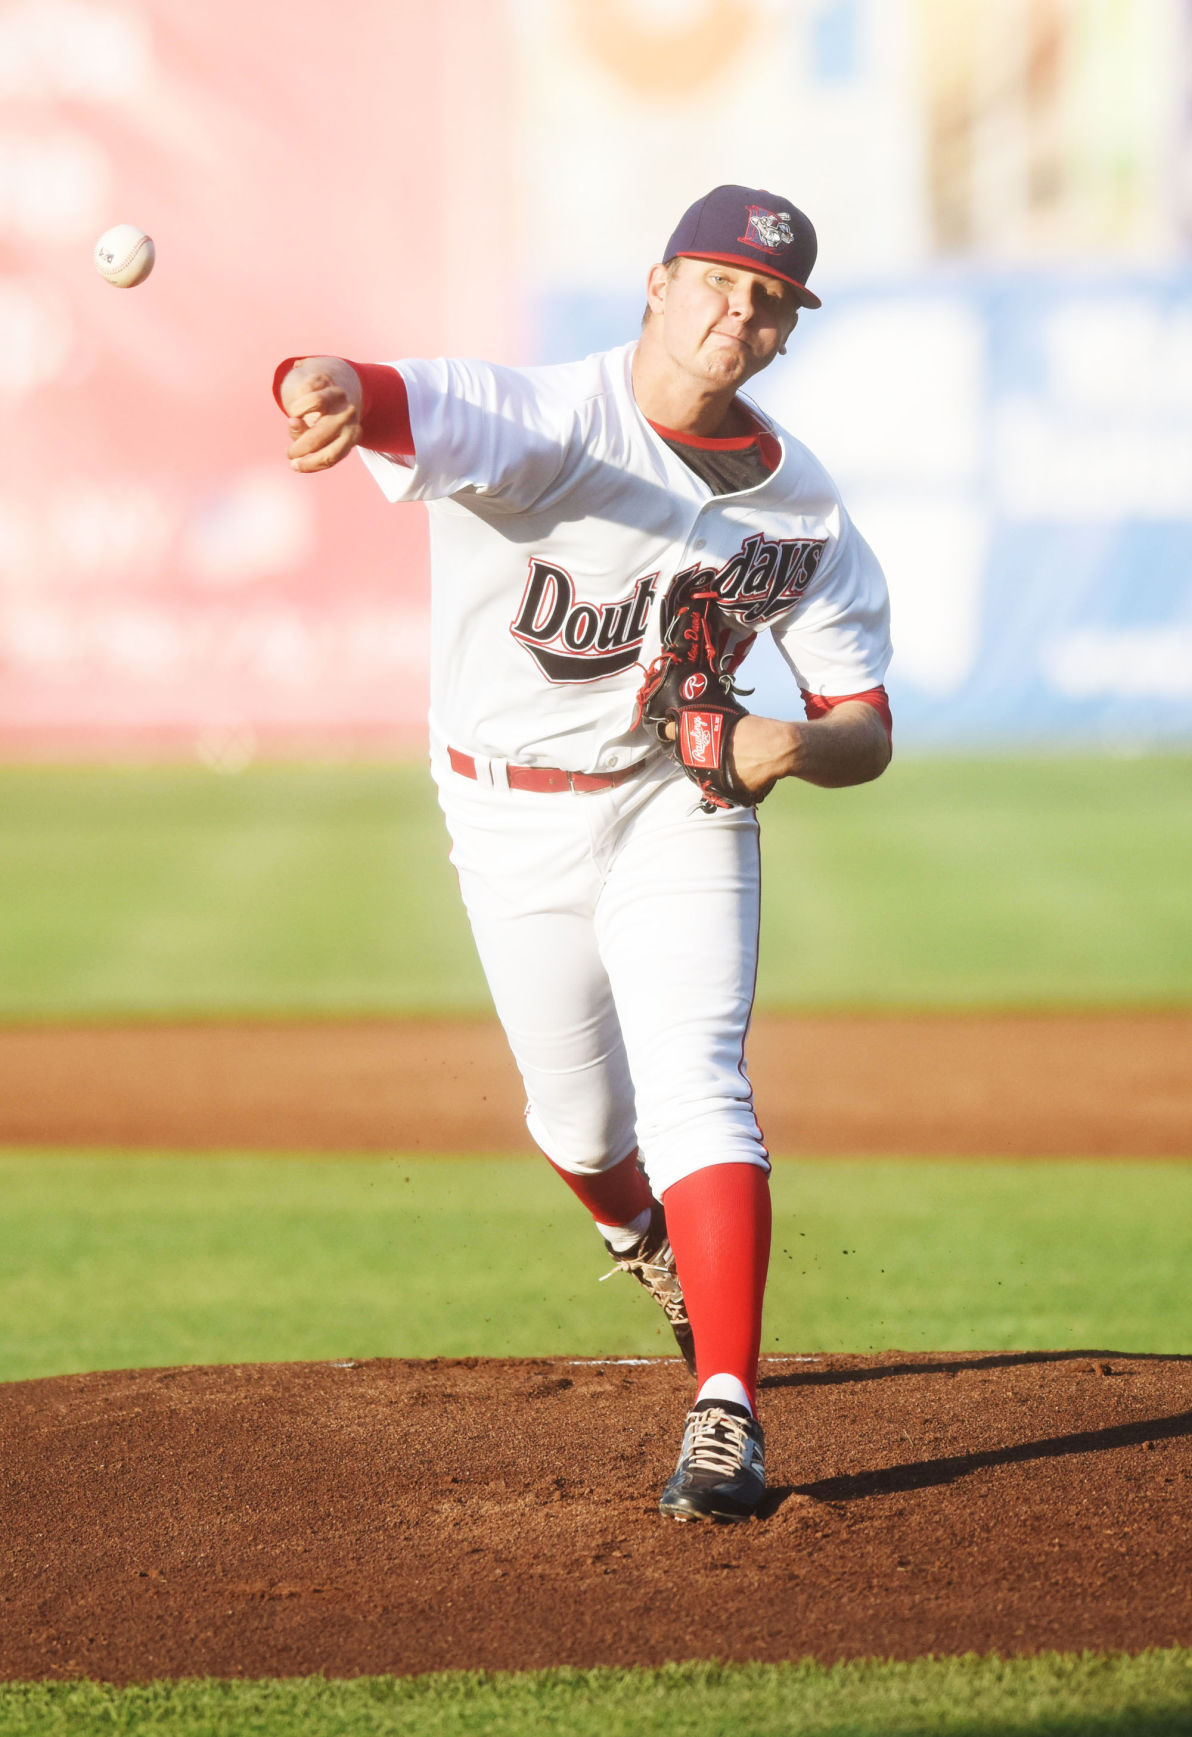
xmin=434 ymin=753 xmax=770 ymax=1199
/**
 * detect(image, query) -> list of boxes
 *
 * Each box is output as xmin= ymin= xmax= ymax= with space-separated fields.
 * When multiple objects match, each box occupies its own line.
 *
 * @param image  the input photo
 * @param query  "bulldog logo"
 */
xmin=739 ymin=205 xmax=794 ymax=252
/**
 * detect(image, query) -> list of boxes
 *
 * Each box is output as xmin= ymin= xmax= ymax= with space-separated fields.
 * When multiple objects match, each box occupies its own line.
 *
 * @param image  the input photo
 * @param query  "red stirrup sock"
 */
xmin=547 ymin=1149 xmax=655 ymax=1229
xmin=661 ymin=1162 xmax=772 ymax=1413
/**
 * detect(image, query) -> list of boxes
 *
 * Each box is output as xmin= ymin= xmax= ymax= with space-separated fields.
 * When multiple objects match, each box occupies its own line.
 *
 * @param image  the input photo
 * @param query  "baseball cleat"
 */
xmin=601 ymin=1202 xmax=696 ymax=1373
xmin=659 ymin=1400 xmax=765 ymax=1523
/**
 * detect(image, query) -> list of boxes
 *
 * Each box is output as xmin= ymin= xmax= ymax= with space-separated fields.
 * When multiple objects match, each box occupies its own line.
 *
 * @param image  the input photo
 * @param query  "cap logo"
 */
xmin=738 ymin=205 xmax=794 ymax=252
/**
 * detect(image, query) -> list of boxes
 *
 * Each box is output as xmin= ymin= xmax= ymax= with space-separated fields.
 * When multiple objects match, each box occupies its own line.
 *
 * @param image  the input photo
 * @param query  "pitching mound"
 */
xmin=4 ymin=1353 xmax=1192 ymax=1682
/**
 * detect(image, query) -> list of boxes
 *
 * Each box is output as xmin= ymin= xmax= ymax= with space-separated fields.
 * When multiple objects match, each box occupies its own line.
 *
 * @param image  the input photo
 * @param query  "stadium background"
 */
xmin=4 ymin=1 xmax=1192 ymax=1724
xmin=6 ymin=0 xmax=1192 ymax=761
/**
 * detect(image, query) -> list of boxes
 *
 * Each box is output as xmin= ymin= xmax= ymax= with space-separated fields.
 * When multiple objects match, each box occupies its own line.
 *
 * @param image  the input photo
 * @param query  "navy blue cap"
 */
xmin=664 ymin=184 xmax=821 ymax=309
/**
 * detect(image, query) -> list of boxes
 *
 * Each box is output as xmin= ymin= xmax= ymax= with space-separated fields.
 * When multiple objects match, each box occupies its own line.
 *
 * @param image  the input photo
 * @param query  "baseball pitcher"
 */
xmin=275 ymin=185 xmax=893 ymax=1523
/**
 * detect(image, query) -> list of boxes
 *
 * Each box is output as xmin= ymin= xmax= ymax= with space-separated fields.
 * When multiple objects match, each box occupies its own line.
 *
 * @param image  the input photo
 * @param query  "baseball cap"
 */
xmin=664 ymin=184 xmax=821 ymax=309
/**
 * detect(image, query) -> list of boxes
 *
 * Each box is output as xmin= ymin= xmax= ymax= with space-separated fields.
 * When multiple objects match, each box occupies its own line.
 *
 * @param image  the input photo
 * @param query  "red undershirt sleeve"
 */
xmin=271 ymin=357 xmax=415 ymax=459
xmin=801 ymin=686 xmax=893 ymax=740
xmin=349 ymin=362 xmax=414 ymax=458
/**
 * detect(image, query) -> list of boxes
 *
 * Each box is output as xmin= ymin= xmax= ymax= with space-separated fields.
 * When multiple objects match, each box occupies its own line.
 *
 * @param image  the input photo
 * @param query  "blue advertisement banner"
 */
xmin=536 ymin=272 xmax=1192 ymax=750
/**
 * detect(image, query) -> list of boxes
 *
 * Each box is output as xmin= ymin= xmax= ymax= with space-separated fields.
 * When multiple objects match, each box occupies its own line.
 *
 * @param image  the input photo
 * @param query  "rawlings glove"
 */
xmin=634 ymin=578 xmax=758 ymax=813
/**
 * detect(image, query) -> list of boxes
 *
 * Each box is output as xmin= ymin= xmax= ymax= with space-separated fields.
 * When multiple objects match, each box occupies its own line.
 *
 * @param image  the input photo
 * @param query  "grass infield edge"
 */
xmin=1 ymin=1651 xmax=1191 ymax=1735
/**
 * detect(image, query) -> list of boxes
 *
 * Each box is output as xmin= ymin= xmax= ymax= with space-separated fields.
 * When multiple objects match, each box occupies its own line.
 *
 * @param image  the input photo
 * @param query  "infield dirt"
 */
xmin=0 ymin=1011 xmax=1189 ymax=1155
xmin=3 ymin=1012 xmax=1190 ymax=1681
xmin=3 ymin=1351 xmax=1192 ymax=1681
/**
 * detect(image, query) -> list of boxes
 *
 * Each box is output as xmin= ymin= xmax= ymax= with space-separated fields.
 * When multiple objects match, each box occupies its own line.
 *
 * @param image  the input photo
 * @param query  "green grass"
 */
xmin=0 ymin=757 xmax=1188 ymax=1019
xmin=755 ymin=753 xmax=1192 ymax=1009
xmin=1 ymin=1653 xmax=1191 ymax=1735
xmin=0 ymin=764 xmax=483 ymax=1019
xmin=2 ymin=1154 xmax=1190 ymax=1384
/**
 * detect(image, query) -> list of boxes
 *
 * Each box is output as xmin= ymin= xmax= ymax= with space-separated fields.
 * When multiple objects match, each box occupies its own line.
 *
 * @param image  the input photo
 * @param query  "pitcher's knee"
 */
xmin=638 ymin=1105 xmax=769 ymax=1198
xmin=525 ymin=1101 xmax=638 ymax=1175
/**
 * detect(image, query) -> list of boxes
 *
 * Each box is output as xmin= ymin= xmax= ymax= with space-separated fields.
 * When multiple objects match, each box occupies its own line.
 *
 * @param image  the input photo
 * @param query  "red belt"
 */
xmin=448 ymin=745 xmax=643 ymax=794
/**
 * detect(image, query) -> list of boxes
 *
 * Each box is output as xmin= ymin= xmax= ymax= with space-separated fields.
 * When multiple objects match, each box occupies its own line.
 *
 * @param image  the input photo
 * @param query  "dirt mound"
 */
xmin=1 ymin=1012 xmax=1189 ymax=1156
xmin=3 ymin=1351 xmax=1191 ymax=1681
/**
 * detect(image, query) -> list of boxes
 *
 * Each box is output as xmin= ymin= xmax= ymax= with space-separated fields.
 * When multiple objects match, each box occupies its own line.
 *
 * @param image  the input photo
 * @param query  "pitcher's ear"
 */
xmin=778 ymin=307 xmax=800 ymax=355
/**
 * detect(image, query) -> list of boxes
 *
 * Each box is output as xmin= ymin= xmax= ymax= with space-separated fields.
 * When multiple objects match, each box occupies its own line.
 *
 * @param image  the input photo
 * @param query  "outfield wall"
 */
xmin=552 ymin=271 xmax=1192 ymax=748
xmin=4 ymin=0 xmax=1191 ymax=758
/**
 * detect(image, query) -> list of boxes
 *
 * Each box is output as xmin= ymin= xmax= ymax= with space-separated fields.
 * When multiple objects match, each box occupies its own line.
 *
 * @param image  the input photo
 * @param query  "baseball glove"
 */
xmin=634 ymin=578 xmax=757 ymax=813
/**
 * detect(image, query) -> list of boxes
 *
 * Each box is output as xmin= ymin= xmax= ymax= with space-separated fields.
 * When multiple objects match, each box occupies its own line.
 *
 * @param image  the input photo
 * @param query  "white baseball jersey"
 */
xmin=358 ymin=340 xmax=890 ymax=773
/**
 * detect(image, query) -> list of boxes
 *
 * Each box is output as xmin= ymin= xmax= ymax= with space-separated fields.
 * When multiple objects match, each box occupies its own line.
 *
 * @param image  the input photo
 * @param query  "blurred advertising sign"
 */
xmin=1 ymin=0 xmax=518 ymax=759
xmin=529 ymin=267 xmax=1192 ymax=750
xmin=6 ymin=0 xmax=1192 ymax=758
xmin=518 ymin=0 xmax=1192 ymax=749
xmin=750 ymin=275 xmax=1192 ymax=748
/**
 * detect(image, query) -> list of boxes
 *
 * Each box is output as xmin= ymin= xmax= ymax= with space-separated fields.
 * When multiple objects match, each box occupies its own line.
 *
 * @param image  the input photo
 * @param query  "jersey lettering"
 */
xmin=711 ymin=533 xmax=827 ymax=625
xmin=511 ymin=562 xmax=659 ymax=684
xmin=510 ymin=533 xmax=824 ymax=685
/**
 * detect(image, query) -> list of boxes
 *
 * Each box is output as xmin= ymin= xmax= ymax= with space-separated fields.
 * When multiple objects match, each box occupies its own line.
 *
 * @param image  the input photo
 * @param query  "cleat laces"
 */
xmin=684 ymin=1407 xmax=753 ymax=1479
xmin=599 ymin=1243 xmax=687 ymax=1334
xmin=598 ymin=1210 xmax=696 ymax=1372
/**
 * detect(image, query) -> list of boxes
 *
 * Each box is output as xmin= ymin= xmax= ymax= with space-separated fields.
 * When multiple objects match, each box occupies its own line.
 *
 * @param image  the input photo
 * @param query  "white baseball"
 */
xmin=94 ymin=224 xmax=155 ymax=289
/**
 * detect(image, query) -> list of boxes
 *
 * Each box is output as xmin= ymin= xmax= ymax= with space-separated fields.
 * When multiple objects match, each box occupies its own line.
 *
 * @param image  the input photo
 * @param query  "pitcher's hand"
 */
xmin=280 ymin=358 xmax=364 ymax=472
